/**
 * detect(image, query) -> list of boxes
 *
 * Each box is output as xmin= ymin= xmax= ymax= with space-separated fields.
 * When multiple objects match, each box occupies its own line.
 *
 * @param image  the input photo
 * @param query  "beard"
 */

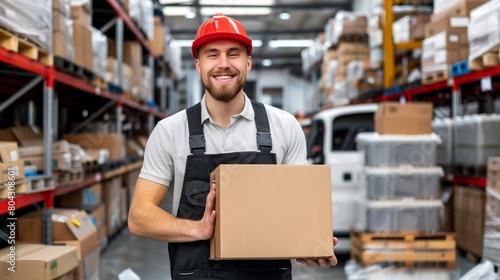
xmin=202 ymin=69 xmax=246 ymax=103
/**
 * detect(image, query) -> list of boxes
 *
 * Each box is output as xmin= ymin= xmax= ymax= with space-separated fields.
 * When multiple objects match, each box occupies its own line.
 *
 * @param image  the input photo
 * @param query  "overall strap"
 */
xmin=186 ymin=103 xmax=205 ymax=155
xmin=250 ymin=100 xmax=273 ymax=153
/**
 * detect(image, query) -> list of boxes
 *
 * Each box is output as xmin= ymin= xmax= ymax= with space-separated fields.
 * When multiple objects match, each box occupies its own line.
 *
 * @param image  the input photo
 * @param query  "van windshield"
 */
xmin=331 ymin=113 xmax=374 ymax=151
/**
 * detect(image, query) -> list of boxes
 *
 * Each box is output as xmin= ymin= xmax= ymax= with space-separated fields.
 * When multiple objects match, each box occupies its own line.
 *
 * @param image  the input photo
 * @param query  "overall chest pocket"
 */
xmin=185 ymin=180 xmax=210 ymax=207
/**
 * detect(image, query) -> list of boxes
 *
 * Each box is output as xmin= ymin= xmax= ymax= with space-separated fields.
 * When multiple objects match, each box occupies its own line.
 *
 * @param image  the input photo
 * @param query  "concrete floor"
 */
xmin=99 ymin=228 xmax=477 ymax=280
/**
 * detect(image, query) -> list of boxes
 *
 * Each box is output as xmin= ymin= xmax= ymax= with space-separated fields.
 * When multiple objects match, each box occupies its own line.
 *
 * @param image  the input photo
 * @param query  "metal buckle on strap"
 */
xmin=256 ymin=132 xmax=272 ymax=152
xmin=189 ymin=134 xmax=205 ymax=154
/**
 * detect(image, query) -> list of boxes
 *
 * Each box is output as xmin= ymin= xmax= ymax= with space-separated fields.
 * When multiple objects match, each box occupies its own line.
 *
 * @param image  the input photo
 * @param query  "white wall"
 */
xmin=248 ymin=68 xmax=318 ymax=115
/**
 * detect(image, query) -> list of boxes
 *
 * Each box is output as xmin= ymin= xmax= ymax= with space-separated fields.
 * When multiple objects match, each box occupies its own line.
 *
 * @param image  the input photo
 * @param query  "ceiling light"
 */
xmin=252 ymin=40 xmax=263 ymax=47
xmin=185 ymin=11 xmax=196 ymax=19
xmin=279 ymin=12 xmax=291 ymax=20
xmin=162 ymin=6 xmax=192 ymax=16
xmin=268 ymin=40 xmax=314 ymax=48
xmin=262 ymin=59 xmax=272 ymax=66
xmin=200 ymin=0 xmax=274 ymax=15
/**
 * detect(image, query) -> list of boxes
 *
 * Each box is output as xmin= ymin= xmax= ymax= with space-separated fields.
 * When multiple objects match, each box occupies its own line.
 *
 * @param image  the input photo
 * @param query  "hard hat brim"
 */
xmin=191 ymin=32 xmax=253 ymax=59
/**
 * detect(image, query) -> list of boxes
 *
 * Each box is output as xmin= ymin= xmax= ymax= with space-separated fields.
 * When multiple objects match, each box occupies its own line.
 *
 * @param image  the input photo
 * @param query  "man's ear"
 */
xmin=247 ymin=56 xmax=252 ymax=73
xmin=195 ymin=58 xmax=201 ymax=73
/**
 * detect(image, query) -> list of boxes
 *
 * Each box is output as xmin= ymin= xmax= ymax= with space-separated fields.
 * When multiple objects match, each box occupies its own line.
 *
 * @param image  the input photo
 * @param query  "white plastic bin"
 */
xmin=454 ymin=114 xmax=500 ymax=166
xmin=432 ymin=118 xmax=454 ymax=166
xmin=366 ymin=200 xmax=442 ymax=232
xmin=365 ymin=167 xmax=443 ymax=199
xmin=356 ymin=133 xmax=441 ymax=167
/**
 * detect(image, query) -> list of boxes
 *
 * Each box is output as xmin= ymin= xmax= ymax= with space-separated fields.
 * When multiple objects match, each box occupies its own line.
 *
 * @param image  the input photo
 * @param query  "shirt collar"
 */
xmin=200 ymin=93 xmax=254 ymax=124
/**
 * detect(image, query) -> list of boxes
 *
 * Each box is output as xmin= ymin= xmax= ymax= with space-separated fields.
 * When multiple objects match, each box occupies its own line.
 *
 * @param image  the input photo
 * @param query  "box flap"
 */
xmin=11 ymin=126 xmax=43 ymax=147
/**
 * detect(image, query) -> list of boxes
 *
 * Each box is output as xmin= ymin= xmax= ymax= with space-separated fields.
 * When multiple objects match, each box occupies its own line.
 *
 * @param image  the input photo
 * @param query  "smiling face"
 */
xmin=195 ymin=39 xmax=252 ymax=103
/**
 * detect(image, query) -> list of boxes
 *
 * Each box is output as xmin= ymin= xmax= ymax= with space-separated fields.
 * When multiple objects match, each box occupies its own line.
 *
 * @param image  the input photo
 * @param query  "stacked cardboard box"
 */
xmin=320 ymin=13 xmax=371 ymax=105
xmin=18 ymin=209 xmax=100 ymax=280
xmin=0 ymin=141 xmax=25 ymax=198
xmin=422 ymin=0 xmax=488 ymax=83
xmin=151 ymin=15 xmax=165 ymax=57
xmin=468 ymin=0 xmax=500 ymax=69
xmin=0 ymin=244 xmax=79 ymax=280
xmin=483 ymin=157 xmax=500 ymax=266
xmin=71 ymin=2 xmax=93 ymax=70
xmin=53 ymin=0 xmax=74 ymax=60
xmin=455 ymin=186 xmax=485 ymax=258
xmin=393 ymin=14 xmax=430 ymax=44
xmin=103 ymin=177 xmax=125 ymax=237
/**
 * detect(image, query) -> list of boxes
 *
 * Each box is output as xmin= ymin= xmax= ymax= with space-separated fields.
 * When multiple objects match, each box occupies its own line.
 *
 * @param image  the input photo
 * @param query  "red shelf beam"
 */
xmin=0 ymin=191 xmax=50 ymax=215
xmin=105 ymin=0 xmax=154 ymax=56
xmin=0 ymin=47 xmax=49 ymax=77
xmin=454 ymin=175 xmax=487 ymax=188
xmin=454 ymin=64 xmax=500 ymax=86
xmin=55 ymin=175 xmax=102 ymax=196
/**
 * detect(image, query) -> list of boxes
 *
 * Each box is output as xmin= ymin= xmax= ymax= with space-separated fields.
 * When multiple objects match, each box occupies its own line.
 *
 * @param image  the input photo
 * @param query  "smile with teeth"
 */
xmin=214 ymin=75 xmax=233 ymax=80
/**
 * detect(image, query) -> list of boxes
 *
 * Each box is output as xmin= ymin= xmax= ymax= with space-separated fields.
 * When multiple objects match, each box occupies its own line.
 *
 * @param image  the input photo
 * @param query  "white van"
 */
xmin=304 ymin=104 xmax=378 ymax=253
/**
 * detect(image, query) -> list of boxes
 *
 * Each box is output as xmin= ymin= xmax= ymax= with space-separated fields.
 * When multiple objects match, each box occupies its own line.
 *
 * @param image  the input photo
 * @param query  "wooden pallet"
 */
xmin=92 ymin=76 xmax=107 ymax=90
xmin=422 ymin=70 xmax=449 ymax=85
xmin=0 ymin=27 xmax=53 ymax=66
xmin=469 ymin=49 xmax=500 ymax=71
xmin=82 ymin=160 xmax=99 ymax=176
xmin=350 ymin=229 xmax=457 ymax=269
xmin=54 ymin=168 xmax=84 ymax=186
xmin=454 ymin=164 xmax=487 ymax=178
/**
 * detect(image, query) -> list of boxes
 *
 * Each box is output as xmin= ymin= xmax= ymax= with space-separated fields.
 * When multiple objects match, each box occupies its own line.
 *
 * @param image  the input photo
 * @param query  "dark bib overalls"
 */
xmin=168 ymin=100 xmax=292 ymax=280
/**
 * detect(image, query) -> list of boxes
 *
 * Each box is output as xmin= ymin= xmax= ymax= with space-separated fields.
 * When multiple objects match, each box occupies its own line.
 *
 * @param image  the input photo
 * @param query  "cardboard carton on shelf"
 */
xmin=60 ymin=183 xmax=103 ymax=210
xmin=0 ymin=141 xmax=19 ymax=163
xmin=18 ymin=209 xmax=100 ymax=280
xmin=375 ymin=102 xmax=434 ymax=135
xmin=210 ymin=164 xmax=333 ymax=260
xmin=0 ymin=160 xmax=24 ymax=184
xmin=63 ymin=133 xmax=124 ymax=161
xmin=0 ymin=244 xmax=79 ymax=280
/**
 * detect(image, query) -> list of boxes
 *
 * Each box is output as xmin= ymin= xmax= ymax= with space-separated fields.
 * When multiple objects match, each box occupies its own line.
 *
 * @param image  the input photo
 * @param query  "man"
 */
xmin=128 ymin=13 xmax=338 ymax=280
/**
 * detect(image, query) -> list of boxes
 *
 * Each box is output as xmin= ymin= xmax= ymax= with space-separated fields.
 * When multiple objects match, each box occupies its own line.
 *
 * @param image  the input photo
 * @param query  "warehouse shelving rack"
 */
xmin=0 ymin=0 xmax=168 ymax=245
xmin=353 ymin=62 xmax=500 ymax=188
xmin=383 ymin=0 xmax=429 ymax=89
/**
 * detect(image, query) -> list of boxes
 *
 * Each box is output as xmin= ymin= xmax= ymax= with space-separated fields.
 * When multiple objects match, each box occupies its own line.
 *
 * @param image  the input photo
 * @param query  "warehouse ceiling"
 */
xmin=158 ymin=0 xmax=352 ymax=76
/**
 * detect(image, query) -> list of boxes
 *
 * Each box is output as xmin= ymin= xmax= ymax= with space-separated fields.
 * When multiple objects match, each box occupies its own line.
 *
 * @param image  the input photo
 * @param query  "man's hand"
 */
xmin=194 ymin=183 xmax=217 ymax=240
xmin=295 ymin=237 xmax=339 ymax=268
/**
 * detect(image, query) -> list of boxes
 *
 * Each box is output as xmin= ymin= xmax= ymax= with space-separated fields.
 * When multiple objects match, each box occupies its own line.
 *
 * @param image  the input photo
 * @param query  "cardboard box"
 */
xmin=63 ymin=133 xmax=124 ymax=161
xmin=0 ymin=128 xmax=17 ymax=142
xmin=431 ymin=0 xmax=488 ymax=22
xmin=0 ymin=141 xmax=19 ymax=163
xmin=151 ymin=21 xmax=165 ymax=56
xmin=53 ymin=11 xmax=73 ymax=39
xmin=488 ymin=157 xmax=500 ymax=182
xmin=375 ymin=102 xmax=433 ymax=135
xmin=10 ymin=126 xmax=44 ymax=147
xmin=0 ymin=180 xmax=27 ymax=199
xmin=54 ymin=31 xmax=74 ymax=60
xmin=0 ymin=244 xmax=79 ymax=280
xmin=88 ymin=203 xmax=106 ymax=229
xmin=53 ymin=242 xmax=99 ymax=280
xmin=454 ymin=186 xmax=485 ymax=258
xmin=488 ymin=180 xmax=500 ymax=195
xmin=102 ymin=177 xmax=123 ymax=236
xmin=70 ymin=4 xmax=90 ymax=27
xmin=54 ymin=0 xmax=71 ymax=17
xmin=18 ymin=209 xmax=98 ymax=246
xmin=72 ymin=24 xmax=93 ymax=70
xmin=0 ymin=160 xmax=25 ymax=184
xmin=210 ymin=164 xmax=333 ymax=260
xmin=60 ymin=183 xmax=102 ymax=210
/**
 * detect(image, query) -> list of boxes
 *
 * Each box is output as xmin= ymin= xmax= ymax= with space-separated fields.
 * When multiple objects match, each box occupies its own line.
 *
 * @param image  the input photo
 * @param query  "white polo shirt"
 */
xmin=139 ymin=93 xmax=307 ymax=216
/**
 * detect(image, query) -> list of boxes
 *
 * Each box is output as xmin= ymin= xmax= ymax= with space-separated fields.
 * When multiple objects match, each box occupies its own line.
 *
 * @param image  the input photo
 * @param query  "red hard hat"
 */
xmin=191 ymin=13 xmax=252 ymax=59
